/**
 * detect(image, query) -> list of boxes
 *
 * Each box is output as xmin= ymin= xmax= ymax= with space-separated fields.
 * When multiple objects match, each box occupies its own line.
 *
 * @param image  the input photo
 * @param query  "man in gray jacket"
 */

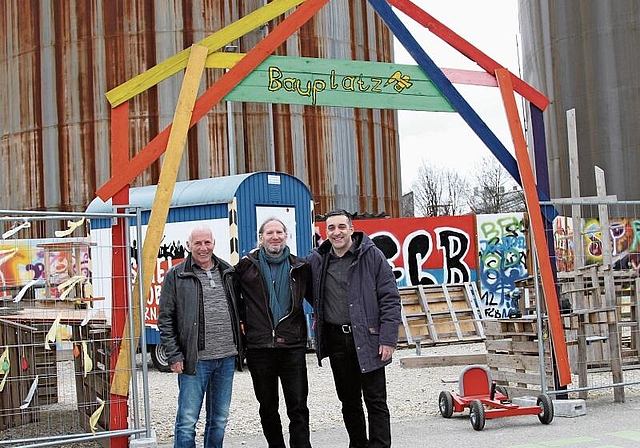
xmin=158 ymin=225 xmax=243 ymax=448
xmin=307 ymin=210 xmax=401 ymax=448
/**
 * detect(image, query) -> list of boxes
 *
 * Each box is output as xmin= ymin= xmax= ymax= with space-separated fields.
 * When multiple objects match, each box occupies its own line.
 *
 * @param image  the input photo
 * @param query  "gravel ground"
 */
xmin=2 ymin=342 xmax=639 ymax=447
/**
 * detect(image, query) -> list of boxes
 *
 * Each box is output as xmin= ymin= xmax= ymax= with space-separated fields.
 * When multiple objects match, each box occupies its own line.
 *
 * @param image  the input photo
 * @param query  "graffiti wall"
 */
xmin=317 ymin=216 xmax=478 ymax=287
xmin=476 ymin=213 xmax=529 ymax=318
xmin=555 ymin=216 xmax=640 ymax=272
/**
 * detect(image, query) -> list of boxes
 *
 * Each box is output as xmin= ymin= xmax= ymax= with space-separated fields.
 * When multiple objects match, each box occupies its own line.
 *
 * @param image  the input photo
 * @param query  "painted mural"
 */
xmin=475 ymin=213 xmax=528 ymax=318
xmin=316 ymin=216 xmax=478 ymax=287
xmin=552 ymin=216 xmax=640 ymax=273
xmin=0 ymin=239 xmax=91 ymax=298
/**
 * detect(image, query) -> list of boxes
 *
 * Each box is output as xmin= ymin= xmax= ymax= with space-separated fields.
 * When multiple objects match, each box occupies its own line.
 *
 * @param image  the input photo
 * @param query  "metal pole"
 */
xmin=134 ymin=207 xmax=153 ymax=438
xmin=124 ymin=213 xmax=141 ymax=434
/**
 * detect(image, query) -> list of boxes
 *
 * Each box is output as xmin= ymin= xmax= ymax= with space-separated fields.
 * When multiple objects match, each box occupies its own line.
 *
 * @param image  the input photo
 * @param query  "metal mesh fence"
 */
xmin=0 ymin=209 xmax=151 ymax=447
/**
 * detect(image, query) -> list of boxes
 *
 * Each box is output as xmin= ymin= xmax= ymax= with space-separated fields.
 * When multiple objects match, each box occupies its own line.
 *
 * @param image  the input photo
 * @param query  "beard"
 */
xmin=265 ymin=244 xmax=284 ymax=255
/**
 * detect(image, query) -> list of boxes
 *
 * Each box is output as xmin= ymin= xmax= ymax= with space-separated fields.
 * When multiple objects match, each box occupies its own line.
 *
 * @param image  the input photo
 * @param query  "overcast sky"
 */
xmin=392 ymin=0 xmax=521 ymax=193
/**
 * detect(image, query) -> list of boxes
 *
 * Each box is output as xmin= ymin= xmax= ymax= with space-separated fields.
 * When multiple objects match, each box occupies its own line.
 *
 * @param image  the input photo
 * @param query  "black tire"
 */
xmin=495 ymin=385 xmax=509 ymax=399
xmin=150 ymin=344 xmax=171 ymax=372
xmin=537 ymin=394 xmax=554 ymax=424
xmin=469 ymin=400 xmax=486 ymax=431
xmin=438 ymin=391 xmax=454 ymax=418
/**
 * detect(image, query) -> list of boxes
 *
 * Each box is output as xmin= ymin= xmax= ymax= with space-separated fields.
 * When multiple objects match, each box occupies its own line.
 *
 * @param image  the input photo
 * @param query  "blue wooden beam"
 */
xmin=367 ymin=0 xmax=557 ymax=220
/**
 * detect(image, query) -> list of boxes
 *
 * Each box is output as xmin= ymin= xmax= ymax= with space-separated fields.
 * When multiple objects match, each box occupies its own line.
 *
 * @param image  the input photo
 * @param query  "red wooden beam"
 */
xmin=387 ymin=0 xmax=550 ymax=110
xmin=108 ymin=103 xmax=131 ymax=447
xmin=97 ymin=0 xmax=330 ymax=201
xmin=495 ymin=68 xmax=571 ymax=386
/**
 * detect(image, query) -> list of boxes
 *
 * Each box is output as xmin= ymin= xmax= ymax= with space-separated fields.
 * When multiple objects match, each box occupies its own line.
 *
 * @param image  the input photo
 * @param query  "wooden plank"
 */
xmin=97 ymin=0 xmax=330 ymax=201
xmin=595 ymin=166 xmax=625 ymax=403
xmin=105 ymin=0 xmax=307 ymax=106
xmin=442 ymin=285 xmax=464 ymax=340
xmin=486 ymin=353 xmax=551 ymax=372
xmin=465 ymin=282 xmax=486 ymax=337
xmin=488 ymin=369 xmax=545 ymax=386
xmin=485 ymin=339 xmax=541 ymax=354
xmin=400 ymin=353 xmax=487 ymax=368
xmin=386 ymin=0 xmax=550 ymax=110
xmin=495 ymin=68 xmax=571 ymax=386
xmin=400 ymin=304 xmax=414 ymax=344
xmin=111 ymin=44 xmax=208 ymax=396
xmin=417 ymin=285 xmax=439 ymax=343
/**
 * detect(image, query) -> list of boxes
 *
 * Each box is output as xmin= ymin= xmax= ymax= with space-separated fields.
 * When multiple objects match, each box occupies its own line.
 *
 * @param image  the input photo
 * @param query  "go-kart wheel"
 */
xmin=537 ymin=394 xmax=554 ymax=424
xmin=438 ymin=391 xmax=454 ymax=418
xmin=495 ymin=384 xmax=509 ymax=399
xmin=469 ymin=399 xmax=485 ymax=431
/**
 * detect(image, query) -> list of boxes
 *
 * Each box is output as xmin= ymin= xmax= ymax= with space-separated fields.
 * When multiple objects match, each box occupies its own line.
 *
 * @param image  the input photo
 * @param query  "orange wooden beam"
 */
xmin=96 ymin=0 xmax=330 ymax=201
xmin=495 ymin=68 xmax=571 ymax=386
xmin=387 ymin=0 xmax=550 ymax=110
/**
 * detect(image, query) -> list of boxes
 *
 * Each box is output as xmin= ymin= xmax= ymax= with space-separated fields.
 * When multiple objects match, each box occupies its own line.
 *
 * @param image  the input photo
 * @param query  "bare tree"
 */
xmin=467 ymin=157 xmax=525 ymax=214
xmin=411 ymin=160 xmax=470 ymax=216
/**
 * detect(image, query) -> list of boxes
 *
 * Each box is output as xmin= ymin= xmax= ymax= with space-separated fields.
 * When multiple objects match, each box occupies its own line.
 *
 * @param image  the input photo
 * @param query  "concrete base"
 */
xmin=130 ymin=430 xmax=158 ymax=448
xmin=512 ymin=396 xmax=587 ymax=418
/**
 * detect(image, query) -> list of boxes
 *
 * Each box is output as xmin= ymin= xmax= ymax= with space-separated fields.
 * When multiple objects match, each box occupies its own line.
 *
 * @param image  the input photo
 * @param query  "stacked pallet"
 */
xmin=0 ymin=318 xmax=56 ymax=430
xmin=398 ymin=283 xmax=485 ymax=346
xmin=483 ymin=318 xmax=554 ymax=397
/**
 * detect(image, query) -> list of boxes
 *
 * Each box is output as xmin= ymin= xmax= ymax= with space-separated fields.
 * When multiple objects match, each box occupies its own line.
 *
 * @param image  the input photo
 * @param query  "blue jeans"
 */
xmin=174 ymin=356 xmax=235 ymax=448
xmin=246 ymin=347 xmax=311 ymax=448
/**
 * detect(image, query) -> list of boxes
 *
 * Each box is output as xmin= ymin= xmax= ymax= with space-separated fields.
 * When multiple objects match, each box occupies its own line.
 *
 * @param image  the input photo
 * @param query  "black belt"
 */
xmin=325 ymin=323 xmax=352 ymax=334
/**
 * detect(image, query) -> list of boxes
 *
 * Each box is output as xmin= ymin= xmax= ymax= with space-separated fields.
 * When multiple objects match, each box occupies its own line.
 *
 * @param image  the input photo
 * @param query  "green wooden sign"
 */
xmin=223 ymin=55 xmax=455 ymax=112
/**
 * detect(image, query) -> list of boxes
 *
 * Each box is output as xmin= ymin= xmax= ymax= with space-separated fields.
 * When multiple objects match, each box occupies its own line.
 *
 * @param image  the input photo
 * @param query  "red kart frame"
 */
xmin=438 ymin=365 xmax=554 ymax=431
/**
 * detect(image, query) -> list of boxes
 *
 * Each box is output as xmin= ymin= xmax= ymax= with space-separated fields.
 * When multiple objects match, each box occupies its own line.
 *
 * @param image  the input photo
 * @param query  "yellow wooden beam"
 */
xmin=110 ymin=44 xmax=209 ymax=396
xmin=105 ymin=0 xmax=307 ymax=107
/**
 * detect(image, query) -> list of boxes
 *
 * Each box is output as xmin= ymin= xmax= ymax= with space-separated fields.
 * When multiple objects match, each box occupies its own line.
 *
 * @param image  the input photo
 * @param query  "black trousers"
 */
xmin=325 ymin=327 xmax=391 ymax=448
xmin=246 ymin=347 xmax=312 ymax=448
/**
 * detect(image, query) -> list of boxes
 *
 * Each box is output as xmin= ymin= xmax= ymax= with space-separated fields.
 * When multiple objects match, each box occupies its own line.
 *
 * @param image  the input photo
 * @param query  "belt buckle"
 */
xmin=341 ymin=324 xmax=351 ymax=334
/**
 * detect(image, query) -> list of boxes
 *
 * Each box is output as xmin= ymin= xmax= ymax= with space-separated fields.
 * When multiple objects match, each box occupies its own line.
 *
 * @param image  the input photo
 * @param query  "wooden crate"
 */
xmin=483 ymin=318 xmax=554 ymax=397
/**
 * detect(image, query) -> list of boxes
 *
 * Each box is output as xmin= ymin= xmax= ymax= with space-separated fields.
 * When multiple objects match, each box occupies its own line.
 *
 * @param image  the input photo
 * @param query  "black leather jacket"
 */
xmin=157 ymin=253 xmax=244 ymax=375
xmin=230 ymin=249 xmax=312 ymax=349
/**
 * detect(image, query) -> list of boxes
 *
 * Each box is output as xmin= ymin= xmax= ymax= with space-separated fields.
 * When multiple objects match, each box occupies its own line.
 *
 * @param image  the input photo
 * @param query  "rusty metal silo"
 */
xmin=0 ymin=0 xmax=400 ymax=215
xmin=518 ymin=1 xmax=640 ymax=200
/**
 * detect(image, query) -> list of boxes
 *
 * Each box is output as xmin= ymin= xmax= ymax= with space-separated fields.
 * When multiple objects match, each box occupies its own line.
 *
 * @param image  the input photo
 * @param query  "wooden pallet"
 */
xmin=398 ymin=283 xmax=485 ymax=346
xmin=72 ymin=324 xmax=111 ymax=443
xmin=483 ymin=318 xmax=554 ymax=397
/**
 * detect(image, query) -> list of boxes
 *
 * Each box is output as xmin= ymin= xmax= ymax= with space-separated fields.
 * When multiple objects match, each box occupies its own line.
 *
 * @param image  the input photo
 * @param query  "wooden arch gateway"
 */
xmin=96 ymin=1 xmax=570 ymax=444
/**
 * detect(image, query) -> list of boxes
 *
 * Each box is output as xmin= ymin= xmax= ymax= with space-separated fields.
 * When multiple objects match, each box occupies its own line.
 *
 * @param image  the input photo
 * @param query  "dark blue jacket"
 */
xmin=307 ymin=232 xmax=401 ymax=373
xmin=157 ymin=253 xmax=244 ymax=375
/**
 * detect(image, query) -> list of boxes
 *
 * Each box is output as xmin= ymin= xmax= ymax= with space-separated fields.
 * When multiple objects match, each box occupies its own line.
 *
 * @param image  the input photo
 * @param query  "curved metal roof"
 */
xmin=86 ymin=173 xmax=254 ymax=213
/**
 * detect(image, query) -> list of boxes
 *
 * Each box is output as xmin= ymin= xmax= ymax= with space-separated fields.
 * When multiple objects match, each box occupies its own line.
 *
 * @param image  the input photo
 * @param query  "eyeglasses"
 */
xmin=205 ymin=270 xmax=216 ymax=288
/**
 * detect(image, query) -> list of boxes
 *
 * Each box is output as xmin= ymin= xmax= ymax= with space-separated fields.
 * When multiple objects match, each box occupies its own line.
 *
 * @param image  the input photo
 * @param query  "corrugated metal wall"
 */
xmin=0 ymin=0 xmax=400 ymax=215
xmin=519 ymin=1 xmax=640 ymax=200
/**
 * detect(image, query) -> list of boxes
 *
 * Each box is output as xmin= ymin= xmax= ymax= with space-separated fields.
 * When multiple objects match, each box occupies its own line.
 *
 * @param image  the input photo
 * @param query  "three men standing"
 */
xmin=308 ymin=209 xmax=402 ymax=448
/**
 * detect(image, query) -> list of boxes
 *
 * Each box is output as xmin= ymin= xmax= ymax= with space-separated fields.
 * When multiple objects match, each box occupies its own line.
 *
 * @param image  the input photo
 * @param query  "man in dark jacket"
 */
xmin=158 ymin=226 xmax=243 ymax=448
xmin=231 ymin=218 xmax=313 ymax=448
xmin=307 ymin=210 xmax=401 ymax=448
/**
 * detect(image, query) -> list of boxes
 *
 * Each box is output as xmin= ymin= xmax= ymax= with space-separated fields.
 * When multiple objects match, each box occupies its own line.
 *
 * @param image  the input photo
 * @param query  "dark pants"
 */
xmin=326 ymin=327 xmax=391 ymax=448
xmin=246 ymin=347 xmax=311 ymax=448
